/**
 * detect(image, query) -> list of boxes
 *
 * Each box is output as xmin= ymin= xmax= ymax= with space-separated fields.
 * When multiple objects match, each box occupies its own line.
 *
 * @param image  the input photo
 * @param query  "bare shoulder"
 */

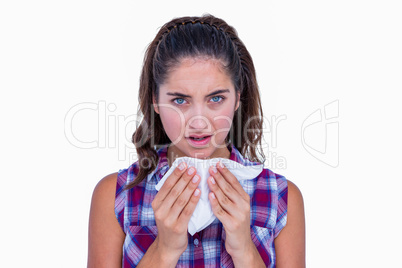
xmin=88 ymin=172 xmax=125 ymax=268
xmin=287 ymin=180 xmax=304 ymax=207
xmin=275 ymin=179 xmax=306 ymax=268
xmin=92 ymin=172 xmax=119 ymax=199
xmin=89 ymin=173 xmax=119 ymax=221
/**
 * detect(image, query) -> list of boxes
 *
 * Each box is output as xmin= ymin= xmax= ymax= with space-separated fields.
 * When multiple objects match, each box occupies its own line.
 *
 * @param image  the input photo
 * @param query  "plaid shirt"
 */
xmin=115 ymin=144 xmax=288 ymax=267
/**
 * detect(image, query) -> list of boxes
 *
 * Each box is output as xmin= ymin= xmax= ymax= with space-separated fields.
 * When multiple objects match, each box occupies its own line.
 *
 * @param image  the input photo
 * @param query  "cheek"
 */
xmin=213 ymin=106 xmax=235 ymax=128
xmin=159 ymin=108 xmax=185 ymax=137
xmin=211 ymin=107 xmax=236 ymax=143
xmin=159 ymin=105 xmax=185 ymax=123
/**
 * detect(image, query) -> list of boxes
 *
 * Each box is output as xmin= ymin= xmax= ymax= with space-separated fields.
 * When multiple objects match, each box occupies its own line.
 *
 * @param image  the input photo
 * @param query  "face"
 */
xmin=153 ymin=57 xmax=240 ymax=161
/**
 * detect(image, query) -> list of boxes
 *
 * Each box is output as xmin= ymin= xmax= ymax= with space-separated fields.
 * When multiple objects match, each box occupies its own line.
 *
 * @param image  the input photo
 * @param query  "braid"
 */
xmin=155 ymin=15 xmax=244 ymax=91
xmin=158 ymin=16 xmax=240 ymax=55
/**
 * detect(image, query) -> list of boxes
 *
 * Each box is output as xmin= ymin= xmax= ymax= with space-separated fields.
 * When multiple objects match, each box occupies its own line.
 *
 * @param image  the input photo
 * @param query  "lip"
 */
xmin=186 ymin=135 xmax=212 ymax=147
xmin=187 ymin=134 xmax=213 ymax=139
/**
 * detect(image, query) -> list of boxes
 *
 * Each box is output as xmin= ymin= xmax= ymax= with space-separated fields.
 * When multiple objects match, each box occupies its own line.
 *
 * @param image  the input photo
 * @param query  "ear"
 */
xmin=152 ymin=95 xmax=160 ymax=114
xmin=234 ymin=92 xmax=240 ymax=111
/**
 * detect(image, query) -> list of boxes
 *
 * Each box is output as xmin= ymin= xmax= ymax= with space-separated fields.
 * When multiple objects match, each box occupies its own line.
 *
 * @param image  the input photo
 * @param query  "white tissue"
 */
xmin=155 ymin=157 xmax=263 ymax=236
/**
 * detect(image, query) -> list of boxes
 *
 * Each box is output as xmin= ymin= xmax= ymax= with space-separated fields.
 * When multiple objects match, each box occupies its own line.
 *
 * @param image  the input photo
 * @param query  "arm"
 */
xmin=138 ymin=162 xmax=202 ymax=267
xmin=136 ymin=237 xmax=179 ymax=268
xmin=87 ymin=173 xmax=125 ymax=268
xmin=275 ymin=180 xmax=306 ymax=268
xmin=207 ymin=162 xmax=265 ymax=267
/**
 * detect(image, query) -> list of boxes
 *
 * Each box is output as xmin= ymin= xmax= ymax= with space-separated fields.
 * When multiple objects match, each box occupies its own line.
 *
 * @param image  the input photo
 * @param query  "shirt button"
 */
xmin=194 ymin=238 xmax=199 ymax=246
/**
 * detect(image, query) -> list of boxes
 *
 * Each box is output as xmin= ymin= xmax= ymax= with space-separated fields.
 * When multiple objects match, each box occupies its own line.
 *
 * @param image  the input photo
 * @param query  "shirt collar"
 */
xmin=146 ymin=143 xmax=261 ymax=183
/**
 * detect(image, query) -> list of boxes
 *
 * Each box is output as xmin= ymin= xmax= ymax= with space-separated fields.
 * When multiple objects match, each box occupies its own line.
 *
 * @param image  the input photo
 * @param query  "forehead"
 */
xmin=160 ymin=57 xmax=234 ymax=93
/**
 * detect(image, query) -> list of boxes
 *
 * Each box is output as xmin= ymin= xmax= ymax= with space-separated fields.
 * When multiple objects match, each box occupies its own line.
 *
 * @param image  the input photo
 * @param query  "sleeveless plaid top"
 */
xmin=115 ymin=144 xmax=288 ymax=267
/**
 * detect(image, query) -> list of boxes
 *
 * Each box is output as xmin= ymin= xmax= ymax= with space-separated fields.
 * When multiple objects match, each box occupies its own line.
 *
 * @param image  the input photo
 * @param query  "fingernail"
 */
xmin=211 ymin=192 xmax=216 ymax=199
xmin=210 ymin=177 xmax=215 ymax=185
xmin=218 ymin=161 xmax=224 ymax=168
xmin=192 ymin=174 xmax=199 ymax=183
xmin=194 ymin=189 xmax=200 ymax=196
xmin=178 ymin=162 xmax=186 ymax=170
xmin=187 ymin=167 xmax=195 ymax=175
xmin=211 ymin=166 xmax=217 ymax=174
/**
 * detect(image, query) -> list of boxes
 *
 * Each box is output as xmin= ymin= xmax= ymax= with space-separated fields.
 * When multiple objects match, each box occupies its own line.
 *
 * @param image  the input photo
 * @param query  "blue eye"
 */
xmin=211 ymin=96 xmax=223 ymax=103
xmin=172 ymin=96 xmax=224 ymax=105
xmin=173 ymin=98 xmax=185 ymax=105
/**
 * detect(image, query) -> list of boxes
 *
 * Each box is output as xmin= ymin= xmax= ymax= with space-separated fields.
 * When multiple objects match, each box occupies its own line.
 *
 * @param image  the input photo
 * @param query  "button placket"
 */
xmin=193 ymin=233 xmax=201 ymax=247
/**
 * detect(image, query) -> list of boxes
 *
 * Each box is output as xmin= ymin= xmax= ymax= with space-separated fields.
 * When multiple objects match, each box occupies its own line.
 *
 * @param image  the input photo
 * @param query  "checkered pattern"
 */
xmin=115 ymin=144 xmax=288 ymax=267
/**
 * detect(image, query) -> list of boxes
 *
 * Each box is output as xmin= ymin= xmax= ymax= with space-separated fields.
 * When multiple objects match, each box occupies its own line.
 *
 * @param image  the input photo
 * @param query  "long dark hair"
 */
xmin=126 ymin=14 xmax=265 ymax=189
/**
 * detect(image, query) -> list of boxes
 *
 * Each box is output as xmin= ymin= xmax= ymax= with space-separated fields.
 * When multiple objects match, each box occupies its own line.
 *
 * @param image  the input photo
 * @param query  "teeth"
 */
xmin=191 ymin=136 xmax=208 ymax=141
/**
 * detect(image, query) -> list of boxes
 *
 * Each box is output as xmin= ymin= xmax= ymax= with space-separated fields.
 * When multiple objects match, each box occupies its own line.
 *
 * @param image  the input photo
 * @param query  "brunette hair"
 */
xmin=126 ymin=14 xmax=265 ymax=189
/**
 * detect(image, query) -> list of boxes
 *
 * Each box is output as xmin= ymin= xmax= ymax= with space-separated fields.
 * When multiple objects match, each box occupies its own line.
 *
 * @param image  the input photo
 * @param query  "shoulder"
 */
xmin=254 ymin=168 xmax=287 ymax=193
xmin=90 ymin=172 xmax=119 ymax=224
xmin=283 ymin=179 xmax=304 ymax=230
xmin=88 ymin=172 xmax=125 ymax=267
xmin=94 ymin=172 xmax=119 ymax=195
xmin=91 ymin=172 xmax=121 ymax=208
xmin=269 ymin=173 xmax=304 ymax=230
xmin=287 ymin=180 xmax=304 ymax=208
xmin=256 ymin=169 xmax=300 ymax=198
xmin=274 ymin=178 xmax=306 ymax=266
xmin=253 ymin=169 xmax=304 ymax=228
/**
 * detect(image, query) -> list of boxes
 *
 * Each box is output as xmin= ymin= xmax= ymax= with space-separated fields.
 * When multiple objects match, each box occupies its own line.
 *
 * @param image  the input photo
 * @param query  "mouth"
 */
xmin=188 ymin=135 xmax=211 ymax=140
xmin=186 ymin=134 xmax=213 ymax=146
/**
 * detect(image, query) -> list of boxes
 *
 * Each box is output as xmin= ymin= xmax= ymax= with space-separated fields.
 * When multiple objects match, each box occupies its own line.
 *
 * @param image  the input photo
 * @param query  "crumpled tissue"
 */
xmin=155 ymin=157 xmax=263 ymax=235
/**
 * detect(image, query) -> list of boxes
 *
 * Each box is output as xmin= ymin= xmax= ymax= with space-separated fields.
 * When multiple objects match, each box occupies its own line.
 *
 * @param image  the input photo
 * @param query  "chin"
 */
xmin=174 ymin=144 xmax=209 ymax=158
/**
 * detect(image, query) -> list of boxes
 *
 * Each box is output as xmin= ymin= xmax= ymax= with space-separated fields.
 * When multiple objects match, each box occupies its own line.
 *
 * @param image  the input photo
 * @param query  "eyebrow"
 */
xmin=166 ymin=89 xmax=230 ymax=98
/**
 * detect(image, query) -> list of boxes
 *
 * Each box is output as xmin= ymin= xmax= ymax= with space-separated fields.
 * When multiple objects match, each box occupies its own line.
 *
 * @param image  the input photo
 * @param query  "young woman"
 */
xmin=88 ymin=15 xmax=305 ymax=268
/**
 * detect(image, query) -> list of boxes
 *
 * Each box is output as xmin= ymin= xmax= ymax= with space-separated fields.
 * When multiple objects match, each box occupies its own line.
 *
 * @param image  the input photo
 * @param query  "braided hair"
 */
xmin=127 ymin=14 xmax=264 ymax=189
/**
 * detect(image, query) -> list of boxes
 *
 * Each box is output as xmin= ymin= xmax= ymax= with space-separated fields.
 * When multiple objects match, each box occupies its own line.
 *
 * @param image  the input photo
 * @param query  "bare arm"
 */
xmin=275 ymin=180 xmax=306 ymax=268
xmin=138 ymin=162 xmax=201 ymax=267
xmin=206 ymin=162 xmax=266 ymax=267
xmin=88 ymin=173 xmax=125 ymax=268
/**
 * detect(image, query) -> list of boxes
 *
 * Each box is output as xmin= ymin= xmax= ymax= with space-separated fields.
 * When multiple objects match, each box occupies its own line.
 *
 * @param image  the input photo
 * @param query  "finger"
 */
xmin=177 ymin=187 xmax=202 ymax=229
xmin=209 ymin=165 xmax=237 ymax=203
xmin=215 ymin=162 xmax=250 ymax=201
xmin=160 ymin=166 xmax=198 ymax=210
xmin=208 ymin=191 xmax=230 ymax=224
xmin=153 ymin=162 xmax=188 ymax=207
xmin=207 ymin=175 xmax=236 ymax=215
xmin=170 ymin=173 xmax=201 ymax=219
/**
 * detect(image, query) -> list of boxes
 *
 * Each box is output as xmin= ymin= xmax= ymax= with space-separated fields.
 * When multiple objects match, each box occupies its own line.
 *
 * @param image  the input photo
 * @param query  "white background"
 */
xmin=1 ymin=0 xmax=401 ymax=267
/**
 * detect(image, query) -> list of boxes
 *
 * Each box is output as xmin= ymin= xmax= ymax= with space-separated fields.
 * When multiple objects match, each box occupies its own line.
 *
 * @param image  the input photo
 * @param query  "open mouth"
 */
xmin=186 ymin=135 xmax=213 ymax=146
xmin=189 ymin=136 xmax=211 ymax=141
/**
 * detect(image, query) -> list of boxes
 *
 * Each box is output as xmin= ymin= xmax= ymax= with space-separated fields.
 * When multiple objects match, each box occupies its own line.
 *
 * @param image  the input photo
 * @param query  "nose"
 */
xmin=187 ymin=114 xmax=209 ymax=129
xmin=186 ymin=103 xmax=211 ymax=130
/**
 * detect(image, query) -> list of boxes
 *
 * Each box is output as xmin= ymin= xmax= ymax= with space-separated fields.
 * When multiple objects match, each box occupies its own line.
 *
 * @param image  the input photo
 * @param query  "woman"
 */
xmin=88 ymin=14 xmax=305 ymax=267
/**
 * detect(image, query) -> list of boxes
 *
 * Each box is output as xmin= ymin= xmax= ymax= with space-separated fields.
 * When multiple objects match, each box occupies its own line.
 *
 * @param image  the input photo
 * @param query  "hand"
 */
xmin=207 ymin=162 xmax=255 ymax=257
xmin=151 ymin=162 xmax=201 ymax=263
